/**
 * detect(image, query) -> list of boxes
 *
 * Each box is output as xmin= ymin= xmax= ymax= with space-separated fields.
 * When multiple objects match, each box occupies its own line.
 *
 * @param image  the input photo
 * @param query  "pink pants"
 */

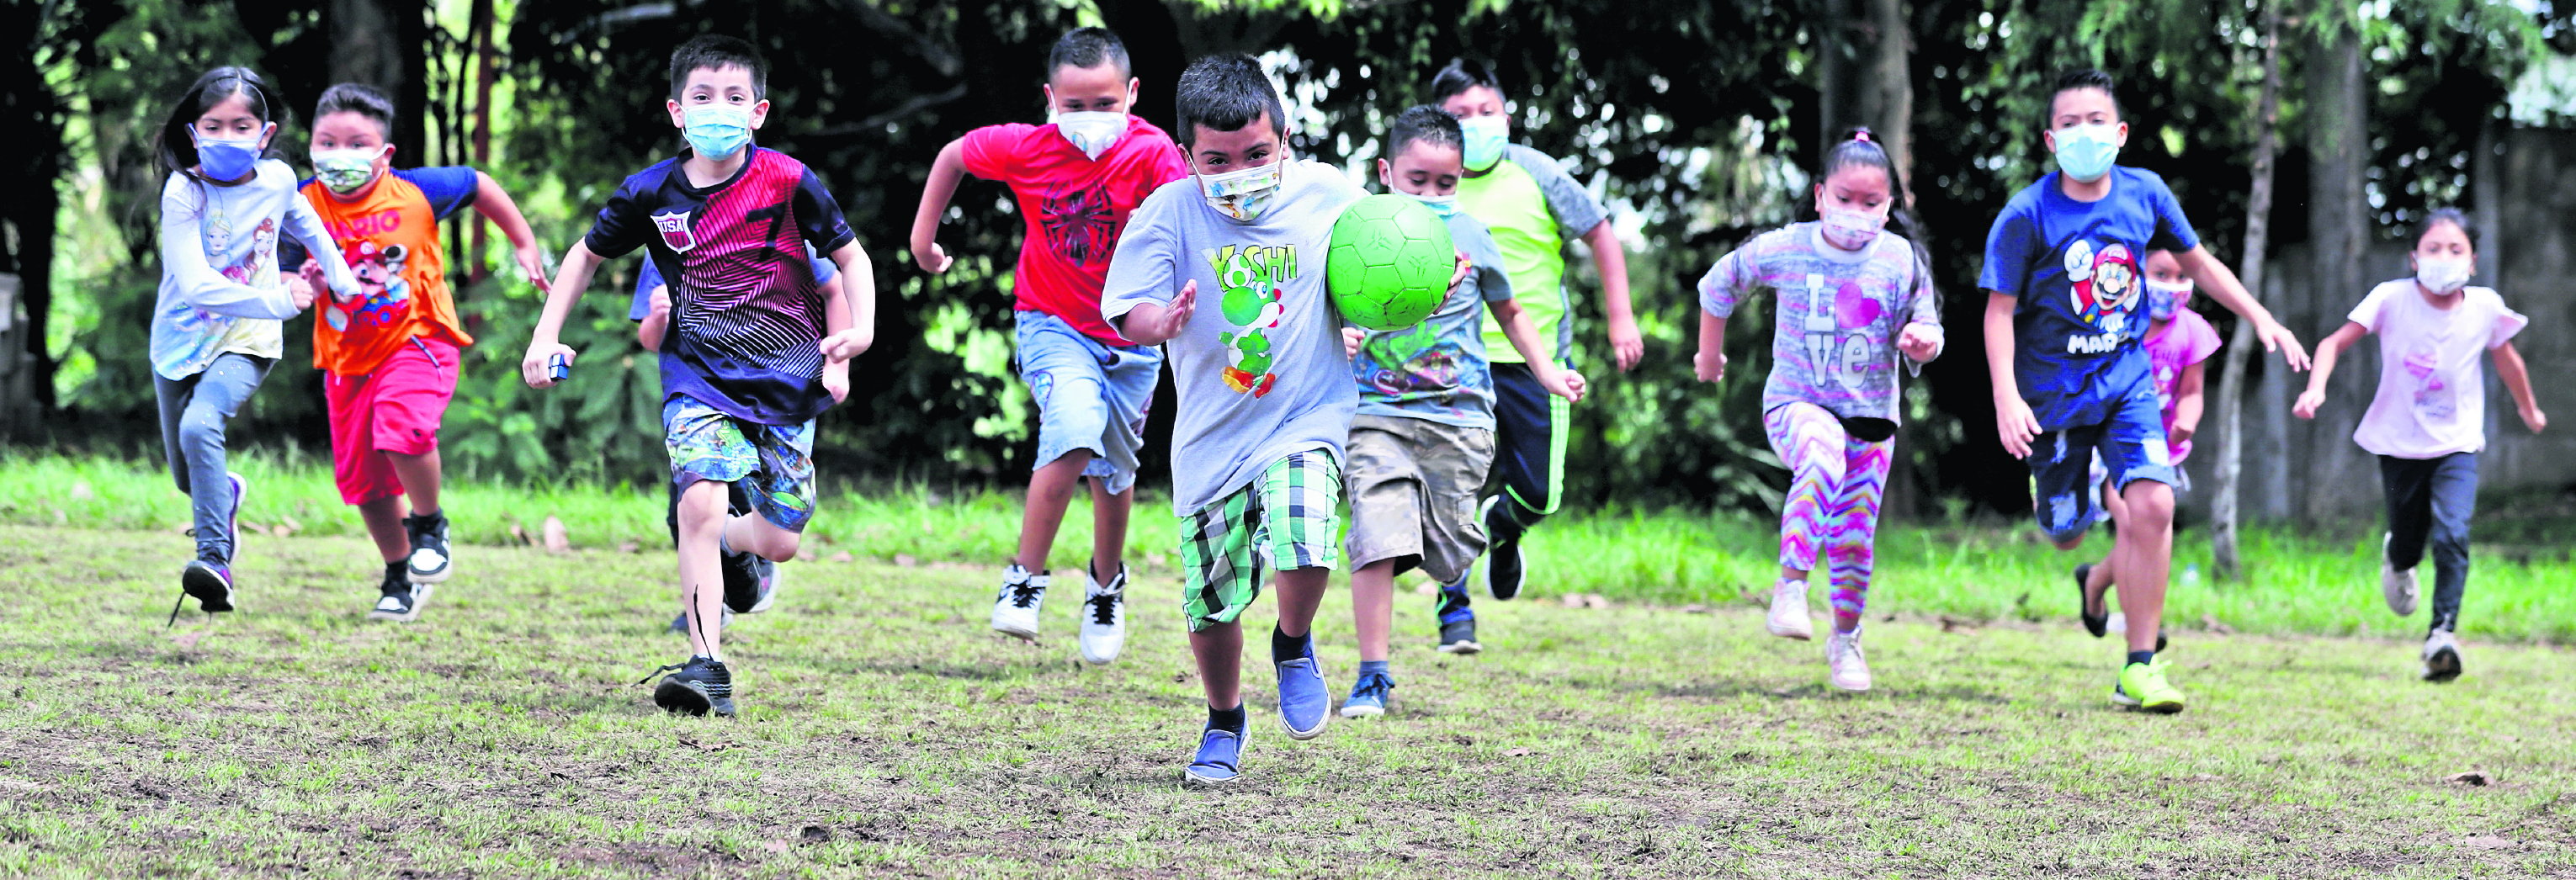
xmin=1762 ymin=402 xmax=1892 ymax=630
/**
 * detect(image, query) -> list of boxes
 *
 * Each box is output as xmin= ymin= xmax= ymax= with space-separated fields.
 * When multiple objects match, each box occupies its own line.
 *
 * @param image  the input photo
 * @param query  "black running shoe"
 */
xmin=720 ymin=549 xmax=776 ymax=615
xmin=1478 ymin=496 xmax=1524 ymax=601
xmin=2074 ymin=563 xmax=2107 ymax=637
xmin=368 ymin=564 xmax=431 ymax=623
xmin=170 ymin=557 xmax=236 ymax=626
xmin=1436 ymin=577 xmax=1481 ymax=654
xmin=402 ymin=510 xmax=452 ymax=584
xmin=641 ymin=656 xmax=735 ymax=716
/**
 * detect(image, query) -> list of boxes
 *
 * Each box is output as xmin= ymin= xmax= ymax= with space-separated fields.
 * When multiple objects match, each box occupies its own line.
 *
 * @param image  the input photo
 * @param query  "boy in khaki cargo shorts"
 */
xmin=1339 ymin=106 xmax=1583 ymax=717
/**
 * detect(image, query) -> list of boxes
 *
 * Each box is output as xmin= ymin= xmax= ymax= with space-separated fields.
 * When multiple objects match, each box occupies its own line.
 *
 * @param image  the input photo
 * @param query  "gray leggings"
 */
xmin=155 ymin=353 xmax=274 ymax=562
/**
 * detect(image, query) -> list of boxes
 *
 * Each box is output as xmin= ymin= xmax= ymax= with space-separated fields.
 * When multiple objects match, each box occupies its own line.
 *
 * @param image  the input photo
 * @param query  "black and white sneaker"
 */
xmin=367 ymin=564 xmax=431 ymax=623
xmin=2421 ymin=628 xmax=2463 ymax=682
xmin=403 ymin=511 xmax=453 ymax=584
xmin=721 ymin=548 xmax=778 ymax=615
xmin=169 ymin=557 xmax=236 ymax=626
xmin=1478 ymin=496 xmax=1525 ymax=601
xmin=641 ymin=655 xmax=735 ymax=716
xmin=990 ymin=565 xmax=1046 ymax=639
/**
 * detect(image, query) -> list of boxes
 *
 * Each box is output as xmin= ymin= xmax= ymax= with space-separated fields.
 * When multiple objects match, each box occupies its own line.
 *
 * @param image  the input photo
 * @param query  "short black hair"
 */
xmin=1385 ymin=104 xmax=1463 ymax=158
xmin=158 ymin=66 xmax=286 ymax=182
xmin=2414 ymin=207 xmax=2476 ymax=247
xmin=1429 ymin=58 xmax=1502 ymax=103
xmin=313 ymin=82 xmax=396 ymax=140
xmin=2047 ymin=68 xmax=2121 ymax=126
xmin=670 ymin=34 xmax=768 ymax=102
xmin=1173 ymin=54 xmax=1285 ymax=148
xmin=1048 ymin=27 xmax=1131 ymax=80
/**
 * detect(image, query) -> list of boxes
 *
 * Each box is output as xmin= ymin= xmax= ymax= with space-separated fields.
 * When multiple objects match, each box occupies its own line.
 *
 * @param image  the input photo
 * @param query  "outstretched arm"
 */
xmin=1580 ymin=220 xmax=1641 ymax=373
xmin=2173 ymin=246 xmax=2308 ymax=371
xmin=522 ymin=240 xmax=602 ymax=387
xmin=471 ymin=171 xmax=550 ymax=293
xmin=2493 ymin=340 xmax=2547 ymax=434
xmin=2292 ymin=321 xmax=2366 ymax=419
xmin=907 ymin=139 xmax=970 ymax=274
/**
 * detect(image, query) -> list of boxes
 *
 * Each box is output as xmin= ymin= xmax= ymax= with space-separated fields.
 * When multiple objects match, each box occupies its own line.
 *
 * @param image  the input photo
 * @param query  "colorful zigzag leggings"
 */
xmin=1761 ymin=401 xmax=1893 ymax=633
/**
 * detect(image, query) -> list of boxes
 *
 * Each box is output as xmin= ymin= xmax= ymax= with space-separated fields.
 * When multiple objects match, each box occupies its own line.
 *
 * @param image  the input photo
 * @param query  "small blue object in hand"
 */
xmin=547 ymin=353 xmax=571 ymax=381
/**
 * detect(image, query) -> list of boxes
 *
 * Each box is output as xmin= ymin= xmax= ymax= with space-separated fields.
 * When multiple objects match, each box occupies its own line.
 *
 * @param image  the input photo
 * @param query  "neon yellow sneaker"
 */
xmin=2112 ymin=660 xmax=2186 ymax=713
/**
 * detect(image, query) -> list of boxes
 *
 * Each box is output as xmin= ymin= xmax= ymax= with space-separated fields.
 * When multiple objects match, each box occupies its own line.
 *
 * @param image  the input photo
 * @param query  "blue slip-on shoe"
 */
xmin=1340 ymin=671 xmax=1394 ymax=718
xmin=1276 ymin=653 xmax=1332 ymax=740
xmin=1184 ymin=728 xmax=1244 ymax=785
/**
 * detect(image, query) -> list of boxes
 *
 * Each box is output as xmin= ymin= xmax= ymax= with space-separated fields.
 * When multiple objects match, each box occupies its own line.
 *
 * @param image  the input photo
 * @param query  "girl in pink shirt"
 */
xmin=2295 ymin=209 xmax=2546 ymax=682
xmin=2071 ymin=249 xmax=2218 ymax=645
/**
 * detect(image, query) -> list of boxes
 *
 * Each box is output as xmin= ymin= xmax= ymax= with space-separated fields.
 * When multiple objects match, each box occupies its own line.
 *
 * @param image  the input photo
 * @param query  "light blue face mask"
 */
xmin=194 ymin=125 xmax=272 ymax=181
xmin=1458 ymin=115 xmax=1508 ymax=172
xmin=1407 ymin=192 xmax=1459 ymax=219
xmin=2053 ymin=122 xmax=2119 ymax=183
xmin=683 ymin=104 xmax=754 ymax=160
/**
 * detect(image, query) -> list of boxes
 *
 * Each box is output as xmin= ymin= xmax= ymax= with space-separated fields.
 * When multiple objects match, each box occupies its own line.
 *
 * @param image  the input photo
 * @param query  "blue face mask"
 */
xmin=683 ymin=104 xmax=754 ymax=160
xmin=1458 ymin=115 xmax=1508 ymax=172
xmin=194 ymin=125 xmax=272 ymax=181
xmin=1407 ymin=192 xmax=1460 ymax=219
xmin=2053 ymin=123 xmax=2120 ymax=183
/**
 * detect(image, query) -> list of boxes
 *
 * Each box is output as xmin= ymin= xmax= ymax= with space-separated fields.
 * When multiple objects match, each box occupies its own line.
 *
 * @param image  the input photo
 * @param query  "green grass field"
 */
xmin=3 ymin=522 xmax=2573 ymax=878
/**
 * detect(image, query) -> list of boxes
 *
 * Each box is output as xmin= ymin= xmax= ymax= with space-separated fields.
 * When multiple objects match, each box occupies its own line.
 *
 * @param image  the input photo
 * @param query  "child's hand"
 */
xmin=1994 ymin=395 xmax=2042 ymax=459
xmin=911 ymin=241 xmax=953 ymax=274
xmin=2292 ymin=388 xmax=2325 ymax=421
xmin=1897 ymin=322 xmax=1943 ymax=363
xmin=522 ymin=342 xmax=575 ymax=389
xmin=1449 ymin=251 xmax=1474 ymax=290
xmin=822 ymin=359 xmax=851 ymax=405
xmin=1541 ymin=366 xmax=1587 ymax=404
xmin=514 ymin=245 xmax=553 ymax=294
xmin=2257 ymin=318 xmax=2312 ymax=371
xmin=1693 ymin=348 xmax=1727 ymax=384
xmin=1129 ymin=279 xmax=1198 ymax=344
xmin=2521 ymin=403 xmax=2548 ymax=434
xmin=820 ymin=327 xmax=874 ymax=363
xmin=647 ymin=284 xmax=672 ymax=321
xmin=1342 ymin=326 xmax=1364 ymax=358
xmin=284 ymin=276 xmax=316 ymax=311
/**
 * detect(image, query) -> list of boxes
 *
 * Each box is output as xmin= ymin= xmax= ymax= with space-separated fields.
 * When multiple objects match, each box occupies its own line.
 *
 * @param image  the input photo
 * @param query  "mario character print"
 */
xmin=2064 ymin=239 xmax=2140 ymax=338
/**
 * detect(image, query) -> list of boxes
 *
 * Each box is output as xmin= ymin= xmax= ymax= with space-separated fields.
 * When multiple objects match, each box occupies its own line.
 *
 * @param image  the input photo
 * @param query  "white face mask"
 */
xmin=1819 ymin=206 xmax=1887 ymax=251
xmin=1054 ymin=111 xmax=1126 ymax=161
xmin=2414 ymin=256 xmax=2472 ymax=294
xmin=1197 ymin=159 xmax=1287 ymax=222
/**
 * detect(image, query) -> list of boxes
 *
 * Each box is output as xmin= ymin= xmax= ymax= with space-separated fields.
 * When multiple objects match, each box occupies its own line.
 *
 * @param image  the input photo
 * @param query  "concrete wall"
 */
xmin=2186 ymin=125 xmax=2576 ymax=524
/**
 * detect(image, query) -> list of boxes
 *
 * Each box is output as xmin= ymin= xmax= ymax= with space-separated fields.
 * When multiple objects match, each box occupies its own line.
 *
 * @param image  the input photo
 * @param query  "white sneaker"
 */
xmin=1766 ymin=580 xmax=1814 ymax=640
xmin=991 ymin=565 xmax=1045 ymax=640
xmin=1077 ymin=562 xmax=1129 ymax=665
xmin=1825 ymin=628 xmax=1872 ymax=692
xmin=2380 ymin=533 xmax=2420 ymax=617
xmin=2421 ymin=628 xmax=2463 ymax=682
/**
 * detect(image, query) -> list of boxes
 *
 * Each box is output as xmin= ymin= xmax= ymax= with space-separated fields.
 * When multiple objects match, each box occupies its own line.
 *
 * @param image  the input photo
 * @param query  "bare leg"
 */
xmin=677 ymin=480 xmax=730 ymax=660
xmin=721 ymin=511 xmax=800 ymax=563
xmin=1190 ymin=621 xmax=1244 ymax=711
xmin=2111 ymin=480 xmax=2175 ymax=654
xmin=387 ymin=449 xmax=441 ymax=516
xmin=1778 ymin=565 xmax=1809 ymax=584
xmin=1273 ymin=568 xmax=1330 ymax=639
xmin=1352 ymin=559 xmax=1396 ymax=663
xmin=359 ymin=494 xmax=410 ymax=564
xmin=1013 ymin=452 xmax=1094 ymax=573
xmin=1089 ymin=480 xmax=1131 ymax=585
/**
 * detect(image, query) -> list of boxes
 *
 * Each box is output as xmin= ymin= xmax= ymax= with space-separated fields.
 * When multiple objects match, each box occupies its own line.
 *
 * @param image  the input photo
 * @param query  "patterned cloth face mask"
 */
xmin=1819 ymin=206 xmax=1887 ymax=251
xmin=1054 ymin=111 xmax=1126 ymax=161
xmin=1197 ymin=160 xmax=1287 ymax=222
xmin=311 ymin=146 xmax=388 ymax=194
xmin=2143 ymin=278 xmax=2191 ymax=321
xmin=2414 ymin=256 xmax=2472 ymax=294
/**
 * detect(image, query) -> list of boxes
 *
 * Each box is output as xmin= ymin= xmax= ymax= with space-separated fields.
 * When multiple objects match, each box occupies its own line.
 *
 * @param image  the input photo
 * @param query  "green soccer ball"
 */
xmin=1325 ymin=193 xmax=1454 ymax=331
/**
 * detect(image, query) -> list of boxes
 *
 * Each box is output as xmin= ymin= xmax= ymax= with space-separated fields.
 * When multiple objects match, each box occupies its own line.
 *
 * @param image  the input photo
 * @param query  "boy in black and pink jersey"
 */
xmin=520 ymin=34 xmax=875 ymax=718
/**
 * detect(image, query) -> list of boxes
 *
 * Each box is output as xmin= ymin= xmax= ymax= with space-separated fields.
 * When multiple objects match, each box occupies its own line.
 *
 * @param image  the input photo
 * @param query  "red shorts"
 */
xmin=326 ymin=337 xmax=459 ymax=506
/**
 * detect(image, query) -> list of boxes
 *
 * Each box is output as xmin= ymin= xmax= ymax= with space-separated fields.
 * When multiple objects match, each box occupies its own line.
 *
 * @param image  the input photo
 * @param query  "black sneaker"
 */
xmin=402 ymin=511 xmax=453 ymax=584
xmin=2074 ymin=563 xmax=2107 ymax=637
xmin=720 ymin=549 xmax=777 ymax=615
xmin=1478 ymin=496 xmax=1524 ymax=601
xmin=1436 ymin=578 xmax=1481 ymax=654
xmin=641 ymin=655 xmax=735 ymax=716
xmin=368 ymin=564 xmax=431 ymax=623
xmin=169 ymin=557 xmax=236 ymax=626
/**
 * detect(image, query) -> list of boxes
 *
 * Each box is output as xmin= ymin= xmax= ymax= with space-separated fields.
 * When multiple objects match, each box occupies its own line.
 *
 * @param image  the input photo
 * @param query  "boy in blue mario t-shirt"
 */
xmin=1980 ymin=68 xmax=2308 ymax=715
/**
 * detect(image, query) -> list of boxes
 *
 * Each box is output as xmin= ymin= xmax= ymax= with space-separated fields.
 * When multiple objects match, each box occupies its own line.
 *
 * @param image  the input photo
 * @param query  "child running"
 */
xmin=150 ymin=66 xmax=361 ymax=623
xmin=1339 ymin=106 xmax=1584 ymax=715
xmin=2070 ymin=248 xmax=2218 ymax=646
xmin=1983 ymin=69 xmax=2308 ymax=713
xmin=2292 ymin=208 xmax=2543 ymax=681
xmin=522 ymin=35 xmax=874 ymax=717
xmin=906 ymin=27 xmax=1190 ymax=664
xmin=1430 ymin=59 xmax=1640 ymax=617
xmin=1694 ymin=130 xmax=1940 ymax=692
xmin=281 ymin=82 xmax=549 ymax=623
xmin=1101 ymin=53 xmax=1369 ymax=783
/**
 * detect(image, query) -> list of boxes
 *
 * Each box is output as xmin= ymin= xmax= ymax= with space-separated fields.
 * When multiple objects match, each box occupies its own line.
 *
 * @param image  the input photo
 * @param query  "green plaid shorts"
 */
xmin=1177 ymin=449 xmax=1343 ymax=632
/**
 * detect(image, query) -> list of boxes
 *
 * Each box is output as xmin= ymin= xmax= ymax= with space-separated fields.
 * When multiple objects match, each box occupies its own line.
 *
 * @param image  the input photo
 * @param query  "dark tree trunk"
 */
xmin=0 ymin=0 xmax=65 ymax=429
xmin=332 ymin=0 xmax=430 ymax=168
xmin=2211 ymin=0 xmax=2284 ymax=581
xmin=2298 ymin=16 xmax=2370 ymax=522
